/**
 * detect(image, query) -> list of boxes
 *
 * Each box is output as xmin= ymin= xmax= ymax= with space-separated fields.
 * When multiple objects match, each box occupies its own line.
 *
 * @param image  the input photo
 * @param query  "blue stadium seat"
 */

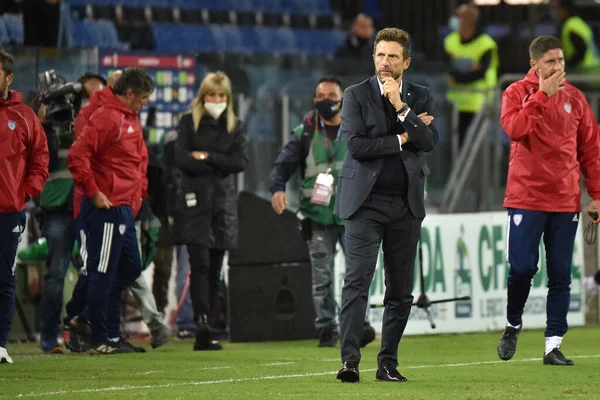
xmin=152 ymin=23 xmax=180 ymax=52
xmin=152 ymin=24 xmax=220 ymax=53
xmin=280 ymin=77 xmax=318 ymax=98
xmin=271 ymin=27 xmax=297 ymax=54
xmin=0 ymin=17 xmax=10 ymax=44
xmin=71 ymin=19 xmax=92 ymax=47
xmin=95 ymin=19 xmax=123 ymax=48
xmin=3 ymin=13 xmax=23 ymax=45
xmin=83 ymin=19 xmax=103 ymax=47
xmin=289 ymin=0 xmax=331 ymax=15
xmin=255 ymin=0 xmax=290 ymax=14
xmin=238 ymin=26 xmax=260 ymax=53
xmin=295 ymin=29 xmax=344 ymax=55
xmin=254 ymin=27 xmax=296 ymax=54
xmin=519 ymin=24 xmax=557 ymax=38
xmin=216 ymin=25 xmax=245 ymax=53
xmin=486 ymin=24 xmax=511 ymax=39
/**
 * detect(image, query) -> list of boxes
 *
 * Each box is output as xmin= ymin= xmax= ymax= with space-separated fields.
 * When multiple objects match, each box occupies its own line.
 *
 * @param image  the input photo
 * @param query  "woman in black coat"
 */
xmin=173 ymin=71 xmax=247 ymax=351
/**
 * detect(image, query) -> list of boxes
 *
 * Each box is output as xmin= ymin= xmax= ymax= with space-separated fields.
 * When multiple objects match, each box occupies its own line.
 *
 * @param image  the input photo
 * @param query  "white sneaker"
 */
xmin=585 ymin=276 xmax=598 ymax=296
xmin=0 ymin=347 xmax=13 ymax=364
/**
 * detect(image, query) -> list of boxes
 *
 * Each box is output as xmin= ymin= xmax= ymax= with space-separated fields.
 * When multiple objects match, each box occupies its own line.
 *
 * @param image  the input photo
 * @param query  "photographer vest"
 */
xmin=561 ymin=16 xmax=600 ymax=73
xmin=296 ymin=111 xmax=345 ymax=227
xmin=39 ymin=129 xmax=74 ymax=211
xmin=444 ymin=31 xmax=499 ymax=113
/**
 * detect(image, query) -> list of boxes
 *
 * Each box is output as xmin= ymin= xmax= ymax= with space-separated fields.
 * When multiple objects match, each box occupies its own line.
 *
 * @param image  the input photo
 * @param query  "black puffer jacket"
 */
xmin=172 ymin=112 xmax=247 ymax=250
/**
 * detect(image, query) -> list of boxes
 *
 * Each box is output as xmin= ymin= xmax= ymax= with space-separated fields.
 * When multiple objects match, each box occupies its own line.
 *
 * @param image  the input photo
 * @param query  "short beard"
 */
xmin=377 ymin=70 xmax=402 ymax=82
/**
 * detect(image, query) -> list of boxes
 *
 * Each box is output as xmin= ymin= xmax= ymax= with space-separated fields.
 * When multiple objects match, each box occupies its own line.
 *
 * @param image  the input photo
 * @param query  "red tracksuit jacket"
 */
xmin=0 ymin=90 xmax=49 ymax=213
xmin=67 ymin=88 xmax=148 ymax=215
xmin=72 ymin=87 xmax=103 ymax=218
xmin=501 ymin=68 xmax=600 ymax=212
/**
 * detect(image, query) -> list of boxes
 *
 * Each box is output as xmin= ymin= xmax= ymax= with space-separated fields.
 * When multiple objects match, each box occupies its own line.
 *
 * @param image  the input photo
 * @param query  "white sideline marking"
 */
xmin=134 ymin=366 xmax=231 ymax=375
xmin=260 ymin=362 xmax=295 ymax=366
xmin=11 ymin=354 xmax=600 ymax=398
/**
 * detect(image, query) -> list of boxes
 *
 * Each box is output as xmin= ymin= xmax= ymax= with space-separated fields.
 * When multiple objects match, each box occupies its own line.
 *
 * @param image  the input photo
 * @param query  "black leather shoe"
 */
xmin=543 ymin=348 xmax=574 ymax=366
xmin=497 ymin=325 xmax=521 ymax=361
xmin=361 ymin=323 xmax=376 ymax=348
xmin=336 ymin=359 xmax=359 ymax=383
xmin=194 ymin=322 xmax=223 ymax=351
xmin=318 ymin=329 xmax=339 ymax=347
xmin=376 ymin=363 xmax=407 ymax=382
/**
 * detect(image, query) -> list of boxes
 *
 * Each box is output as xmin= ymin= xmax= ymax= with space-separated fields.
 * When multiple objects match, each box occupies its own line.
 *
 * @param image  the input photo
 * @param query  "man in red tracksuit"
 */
xmin=0 ymin=51 xmax=49 ymax=364
xmin=67 ymin=68 xmax=153 ymax=354
xmin=497 ymin=35 xmax=600 ymax=366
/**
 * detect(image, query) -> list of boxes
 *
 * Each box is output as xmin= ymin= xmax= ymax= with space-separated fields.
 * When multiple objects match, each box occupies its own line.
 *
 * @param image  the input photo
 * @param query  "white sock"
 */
xmin=109 ymin=337 xmax=120 ymax=343
xmin=507 ymin=321 xmax=521 ymax=329
xmin=545 ymin=336 xmax=562 ymax=355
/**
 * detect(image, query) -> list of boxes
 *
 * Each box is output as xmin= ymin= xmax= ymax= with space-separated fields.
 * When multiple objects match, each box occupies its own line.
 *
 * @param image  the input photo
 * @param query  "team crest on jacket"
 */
xmin=564 ymin=103 xmax=572 ymax=114
xmin=7 ymin=120 xmax=15 ymax=130
xmin=513 ymin=214 xmax=523 ymax=226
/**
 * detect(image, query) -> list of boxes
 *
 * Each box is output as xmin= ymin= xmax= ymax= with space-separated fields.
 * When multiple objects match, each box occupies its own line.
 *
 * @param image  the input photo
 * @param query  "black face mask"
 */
xmin=315 ymin=99 xmax=342 ymax=121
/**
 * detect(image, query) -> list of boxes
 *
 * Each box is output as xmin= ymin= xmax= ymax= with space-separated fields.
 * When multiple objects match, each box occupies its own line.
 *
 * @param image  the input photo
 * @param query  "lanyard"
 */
xmin=321 ymin=119 xmax=341 ymax=165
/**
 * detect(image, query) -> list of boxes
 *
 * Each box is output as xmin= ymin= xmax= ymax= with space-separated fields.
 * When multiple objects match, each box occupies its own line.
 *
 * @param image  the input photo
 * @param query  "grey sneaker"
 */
xmin=151 ymin=324 xmax=171 ymax=349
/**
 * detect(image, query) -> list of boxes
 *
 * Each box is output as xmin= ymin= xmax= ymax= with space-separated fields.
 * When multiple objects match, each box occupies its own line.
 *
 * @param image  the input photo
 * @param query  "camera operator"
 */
xmin=37 ymin=72 xmax=107 ymax=353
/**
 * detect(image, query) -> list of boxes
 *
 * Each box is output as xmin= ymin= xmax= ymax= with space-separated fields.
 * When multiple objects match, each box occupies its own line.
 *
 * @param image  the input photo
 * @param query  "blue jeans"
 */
xmin=307 ymin=224 xmax=370 ymax=332
xmin=39 ymin=211 xmax=75 ymax=349
xmin=175 ymin=245 xmax=195 ymax=331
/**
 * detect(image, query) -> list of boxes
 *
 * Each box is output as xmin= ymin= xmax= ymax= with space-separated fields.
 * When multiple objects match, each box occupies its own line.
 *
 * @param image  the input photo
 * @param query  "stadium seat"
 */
xmin=71 ymin=18 xmax=92 ymax=47
xmin=254 ymin=26 xmax=296 ymax=54
xmin=0 ymin=17 xmax=10 ymax=44
xmin=3 ymin=13 xmax=23 ymax=45
xmin=280 ymin=77 xmax=318 ymax=98
xmin=96 ymin=19 xmax=124 ymax=48
xmin=519 ymin=24 xmax=557 ymax=38
xmin=486 ymin=24 xmax=511 ymax=39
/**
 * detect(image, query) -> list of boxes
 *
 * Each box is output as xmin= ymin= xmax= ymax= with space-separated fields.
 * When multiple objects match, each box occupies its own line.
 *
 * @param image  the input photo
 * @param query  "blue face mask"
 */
xmin=448 ymin=16 xmax=460 ymax=32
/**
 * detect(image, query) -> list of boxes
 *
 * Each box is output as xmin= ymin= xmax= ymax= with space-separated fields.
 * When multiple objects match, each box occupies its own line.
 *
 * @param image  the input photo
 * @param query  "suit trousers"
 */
xmin=340 ymin=194 xmax=421 ymax=367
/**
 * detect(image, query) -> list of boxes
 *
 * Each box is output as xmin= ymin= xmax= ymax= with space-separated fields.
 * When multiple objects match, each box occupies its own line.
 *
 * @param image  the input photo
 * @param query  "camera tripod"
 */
xmin=371 ymin=236 xmax=471 ymax=329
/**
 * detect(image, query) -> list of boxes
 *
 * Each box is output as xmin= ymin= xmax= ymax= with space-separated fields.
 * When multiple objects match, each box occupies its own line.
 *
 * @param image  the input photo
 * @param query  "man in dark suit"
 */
xmin=334 ymin=27 xmax=438 ymax=383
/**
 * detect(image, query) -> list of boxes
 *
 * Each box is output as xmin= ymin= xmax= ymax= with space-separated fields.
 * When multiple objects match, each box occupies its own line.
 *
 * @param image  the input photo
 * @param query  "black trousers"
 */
xmin=186 ymin=244 xmax=225 ymax=324
xmin=339 ymin=194 xmax=421 ymax=368
xmin=152 ymin=222 xmax=174 ymax=313
xmin=458 ymin=111 xmax=475 ymax=150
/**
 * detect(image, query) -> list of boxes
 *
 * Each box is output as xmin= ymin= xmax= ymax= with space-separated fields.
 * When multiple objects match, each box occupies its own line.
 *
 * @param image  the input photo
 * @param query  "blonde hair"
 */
xmin=190 ymin=71 xmax=237 ymax=133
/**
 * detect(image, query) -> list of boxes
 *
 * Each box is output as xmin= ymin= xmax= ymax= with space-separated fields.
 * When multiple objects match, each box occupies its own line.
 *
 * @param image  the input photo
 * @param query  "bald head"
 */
xmin=457 ymin=4 xmax=479 ymax=25
xmin=456 ymin=4 xmax=479 ymax=39
xmin=351 ymin=13 xmax=374 ymax=40
xmin=108 ymin=70 xmax=123 ymax=89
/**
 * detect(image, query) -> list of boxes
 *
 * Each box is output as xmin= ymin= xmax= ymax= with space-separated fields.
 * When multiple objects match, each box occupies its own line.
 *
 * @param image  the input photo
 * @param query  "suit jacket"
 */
xmin=334 ymin=76 xmax=439 ymax=219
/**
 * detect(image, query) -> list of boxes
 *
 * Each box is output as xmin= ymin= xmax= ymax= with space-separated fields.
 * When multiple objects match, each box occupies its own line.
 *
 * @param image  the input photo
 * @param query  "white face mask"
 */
xmin=204 ymin=102 xmax=227 ymax=119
